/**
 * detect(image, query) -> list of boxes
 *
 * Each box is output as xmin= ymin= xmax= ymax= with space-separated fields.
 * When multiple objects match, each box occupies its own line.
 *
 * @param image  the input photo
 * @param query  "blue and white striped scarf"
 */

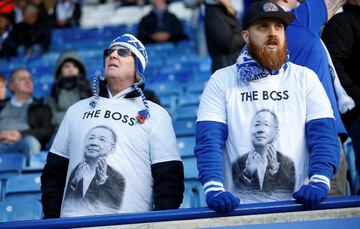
xmin=236 ymin=45 xmax=288 ymax=85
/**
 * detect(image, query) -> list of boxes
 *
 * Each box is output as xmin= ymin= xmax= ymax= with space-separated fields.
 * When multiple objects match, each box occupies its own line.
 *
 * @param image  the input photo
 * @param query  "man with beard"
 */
xmin=194 ymin=1 xmax=339 ymax=213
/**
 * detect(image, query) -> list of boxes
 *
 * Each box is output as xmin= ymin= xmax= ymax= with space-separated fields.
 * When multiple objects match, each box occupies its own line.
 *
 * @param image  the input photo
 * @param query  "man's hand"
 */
xmin=292 ymin=182 xmax=329 ymax=209
xmin=206 ymin=191 xmax=240 ymax=213
xmin=151 ymin=31 xmax=171 ymax=43
xmin=266 ymin=144 xmax=279 ymax=174
xmin=0 ymin=130 xmax=21 ymax=144
xmin=96 ymin=157 xmax=108 ymax=185
xmin=244 ymin=153 xmax=257 ymax=177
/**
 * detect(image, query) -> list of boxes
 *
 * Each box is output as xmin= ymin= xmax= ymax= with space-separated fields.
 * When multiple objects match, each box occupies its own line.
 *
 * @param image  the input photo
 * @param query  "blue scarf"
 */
xmin=236 ymin=45 xmax=288 ymax=85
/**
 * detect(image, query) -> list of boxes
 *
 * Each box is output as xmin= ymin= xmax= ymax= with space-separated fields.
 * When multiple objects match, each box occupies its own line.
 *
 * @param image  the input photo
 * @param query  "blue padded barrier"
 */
xmin=1 ymin=196 xmax=360 ymax=229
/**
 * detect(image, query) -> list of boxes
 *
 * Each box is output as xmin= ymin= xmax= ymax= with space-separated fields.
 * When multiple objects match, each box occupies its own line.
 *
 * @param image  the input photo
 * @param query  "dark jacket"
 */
xmin=137 ymin=9 xmax=188 ymax=44
xmin=52 ymin=2 xmax=82 ymax=28
xmin=0 ymin=25 xmax=17 ymax=59
xmin=0 ymin=98 xmax=53 ymax=147
xmin=322 ymin=4 xmax=360 ymax=130
xmin=13 ymin=20 xmax=51 ymax=51
xmin=41 ymin=86 xmax=184 ymax=219
xmin=204 ymin=3 xmax=245 ymax=73
xmin=48 ymin=51 xmax=92 ymax=129
xmin=62 ymin=163 xmax=126 ymax=211
xmin=232 ymin=151 xmax=296 ymax=192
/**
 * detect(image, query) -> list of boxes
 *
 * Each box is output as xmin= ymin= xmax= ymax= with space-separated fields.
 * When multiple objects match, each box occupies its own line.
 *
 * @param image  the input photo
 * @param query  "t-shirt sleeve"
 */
xmin=50 ymin=109 xmax=71 ymax=158
xmin=293 ymin=0 xmax=327 ymax=35
xmin=305 ymin=68 xmax=334 ymax=122
xmin=197 ymin=72 xmax=227 ymax=123
xmin=149 ymin=112 xmax=181 ymax=164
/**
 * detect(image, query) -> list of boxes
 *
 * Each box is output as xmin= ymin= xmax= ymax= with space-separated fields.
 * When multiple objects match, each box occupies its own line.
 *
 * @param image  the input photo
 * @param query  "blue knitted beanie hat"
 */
xmin=107 ymin=34 xmax=148 ymax=82
xmin=90 ymin=34 xmax=150 ymax=124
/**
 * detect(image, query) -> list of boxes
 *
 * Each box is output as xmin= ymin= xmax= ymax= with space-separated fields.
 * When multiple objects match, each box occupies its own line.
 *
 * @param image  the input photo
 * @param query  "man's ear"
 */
xmin=242 ymin=30 xmax=249 ymax=44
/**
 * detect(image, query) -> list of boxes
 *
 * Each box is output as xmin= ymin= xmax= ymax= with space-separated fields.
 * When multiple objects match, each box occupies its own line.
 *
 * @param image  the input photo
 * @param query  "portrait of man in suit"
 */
xmin=62 ymin=125 xmax=125 ymax=213
xmin=232 ymin=109 xmax=295 ymax=194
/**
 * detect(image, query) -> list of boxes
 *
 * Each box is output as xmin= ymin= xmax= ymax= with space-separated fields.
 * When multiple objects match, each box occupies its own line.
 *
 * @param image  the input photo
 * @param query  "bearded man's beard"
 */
xmin=248 ymin=37 xmax=287 ymax=71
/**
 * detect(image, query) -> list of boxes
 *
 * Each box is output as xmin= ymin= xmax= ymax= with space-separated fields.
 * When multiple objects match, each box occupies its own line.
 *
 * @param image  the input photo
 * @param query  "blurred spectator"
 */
xmin=184 ymin=0 xmax=207 ymax=58
xmin=204 ymin=0 xmax=245 ymax=73
xmin=12 ymin=0 xmax=27 ymax=24
xmin=322 ymin=0 xmax=360 ymax=182
xmin=270 ymin=0 xmax=349 ymax=196
xmin=0 ymin=68 xmax=53 ymax=164
xmin=0 ymin=13 xmax=16 ymax=59
xmin=48 ymin=51 xmax=92 ymax=132
xmin=137 ymin=0 xmax=188 ymax=44
xmin=52 ymin=0 xmax=81 ymax=28
xmin=13 ymin=5 xmax=51 ymax=57
xmin=119 ymin=0 xmax=148 ymax=6
xmin=28 ymin=0 xmax=52 ymax=23
xmin=0 ymin=74 xmax=7 ymax=101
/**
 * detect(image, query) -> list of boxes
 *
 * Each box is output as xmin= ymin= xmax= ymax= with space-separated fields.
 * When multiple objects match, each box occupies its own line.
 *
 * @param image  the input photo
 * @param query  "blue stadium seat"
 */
xmin=182 ymin=157 xmax=198 ymax=180
xmin=181 ymin=156 xmax=206 ymax=208
xmin=147 ymin=82 xmax=183 ymax=97
xmin=23 ymin=151 xmax=48 ymax=173
xmin=4 ymin=173 xmax=42 ymax=202
xmin=343 ymin=138 xmax=360 ymax=194
xmin=173 ymin=105 xmax=198 ymax=121
xmin=173 ymin=119 xmax=196 ymax=137
xmin=177 ymin=136 xmax=195 ymax=158
xmin=0 ymin=153 xmax=25 ymax=181
xmin=178 ymin=93 xmax=201 ymax=107
xmin=186 ymin=81 xmax=207 ymax=94
xmin=0 ymin=199 xmax=42 ymax=222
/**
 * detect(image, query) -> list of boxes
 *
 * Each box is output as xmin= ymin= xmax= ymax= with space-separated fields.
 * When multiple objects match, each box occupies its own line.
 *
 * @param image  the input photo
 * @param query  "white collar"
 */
xmin=10 ymin=96 xmax=33 ymax=107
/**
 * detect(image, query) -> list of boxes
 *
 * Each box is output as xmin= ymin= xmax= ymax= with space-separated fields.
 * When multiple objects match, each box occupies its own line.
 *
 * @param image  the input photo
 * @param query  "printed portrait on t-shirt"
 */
xmin=232 ymin=109 xmax=295 ymax=200
xmin=62 ymin=125 xmax=125 ymax=213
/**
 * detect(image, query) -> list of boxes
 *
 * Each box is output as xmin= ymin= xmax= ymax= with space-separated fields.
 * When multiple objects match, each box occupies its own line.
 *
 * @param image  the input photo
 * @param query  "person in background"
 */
xmin=0 ymin=68 xmax=53 ymax=164
xmin=269 ymin=0 xmax=349 ymax=197
xmin=322 ymin=0 xmax=360 ymax=193
xmin=11 ymin=0 xmax=27 ymax=24
xmin=0 ymin=74 xmax=7 ymax=101
xmin=48 ymin=51 xmax=92 ymax=132
xmin=184 ymin=0 xmax=207 ymax=58
xmin=13 ymin=5 xmax=51 ymax=57
xmin=194 ymin=1 xmax=339 ymax=213
xmin=137 ymin=0 xmax=188 ymax=44
xmin=204 ymin=0 xmax=245 ymax=73
xmin=52 ymin=0 xmax=81 ymax=28
xmin=0 ymin=12 xmax=16 ymax=59
xmin=41 ymin=34 xmax=184 ymax=218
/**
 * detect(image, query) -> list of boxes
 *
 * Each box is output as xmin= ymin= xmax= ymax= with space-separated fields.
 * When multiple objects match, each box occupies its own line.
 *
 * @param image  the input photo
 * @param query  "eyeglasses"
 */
xmin=104 ymin=48 xmax=132 ymax=57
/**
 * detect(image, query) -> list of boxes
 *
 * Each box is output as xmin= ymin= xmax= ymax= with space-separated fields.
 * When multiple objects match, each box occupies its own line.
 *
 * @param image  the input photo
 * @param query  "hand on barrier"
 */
xmin=292 ymin=182 xmax=329 ymax=209
xmin=206 ymin=191 xmax=240 ymax=213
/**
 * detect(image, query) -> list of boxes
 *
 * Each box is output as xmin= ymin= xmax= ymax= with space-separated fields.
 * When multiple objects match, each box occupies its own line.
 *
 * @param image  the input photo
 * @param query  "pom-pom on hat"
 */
xmin=106 ymin=34 xmax=148 ymax=81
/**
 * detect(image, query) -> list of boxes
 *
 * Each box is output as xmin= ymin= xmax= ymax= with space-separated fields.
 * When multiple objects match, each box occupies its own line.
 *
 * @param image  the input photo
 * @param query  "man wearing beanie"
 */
xmin=41 ymin=34 xmax=184 ymax=218
xmin=194 ymin=1 xmax=339 ymax=213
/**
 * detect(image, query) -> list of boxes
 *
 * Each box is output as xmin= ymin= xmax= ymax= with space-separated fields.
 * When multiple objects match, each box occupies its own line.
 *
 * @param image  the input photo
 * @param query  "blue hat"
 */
xmin=106 ymin=34 xmax=148 ymax=82
xmin=91 ymin=34 xmax=150 ymax=124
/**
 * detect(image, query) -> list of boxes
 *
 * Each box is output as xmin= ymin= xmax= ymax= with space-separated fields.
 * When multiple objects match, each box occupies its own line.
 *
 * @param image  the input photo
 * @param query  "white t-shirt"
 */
xmin=51 ymin=94 xmax=180 ymax=217
xmin=197 ymin=63 xmax=334 ymax=203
